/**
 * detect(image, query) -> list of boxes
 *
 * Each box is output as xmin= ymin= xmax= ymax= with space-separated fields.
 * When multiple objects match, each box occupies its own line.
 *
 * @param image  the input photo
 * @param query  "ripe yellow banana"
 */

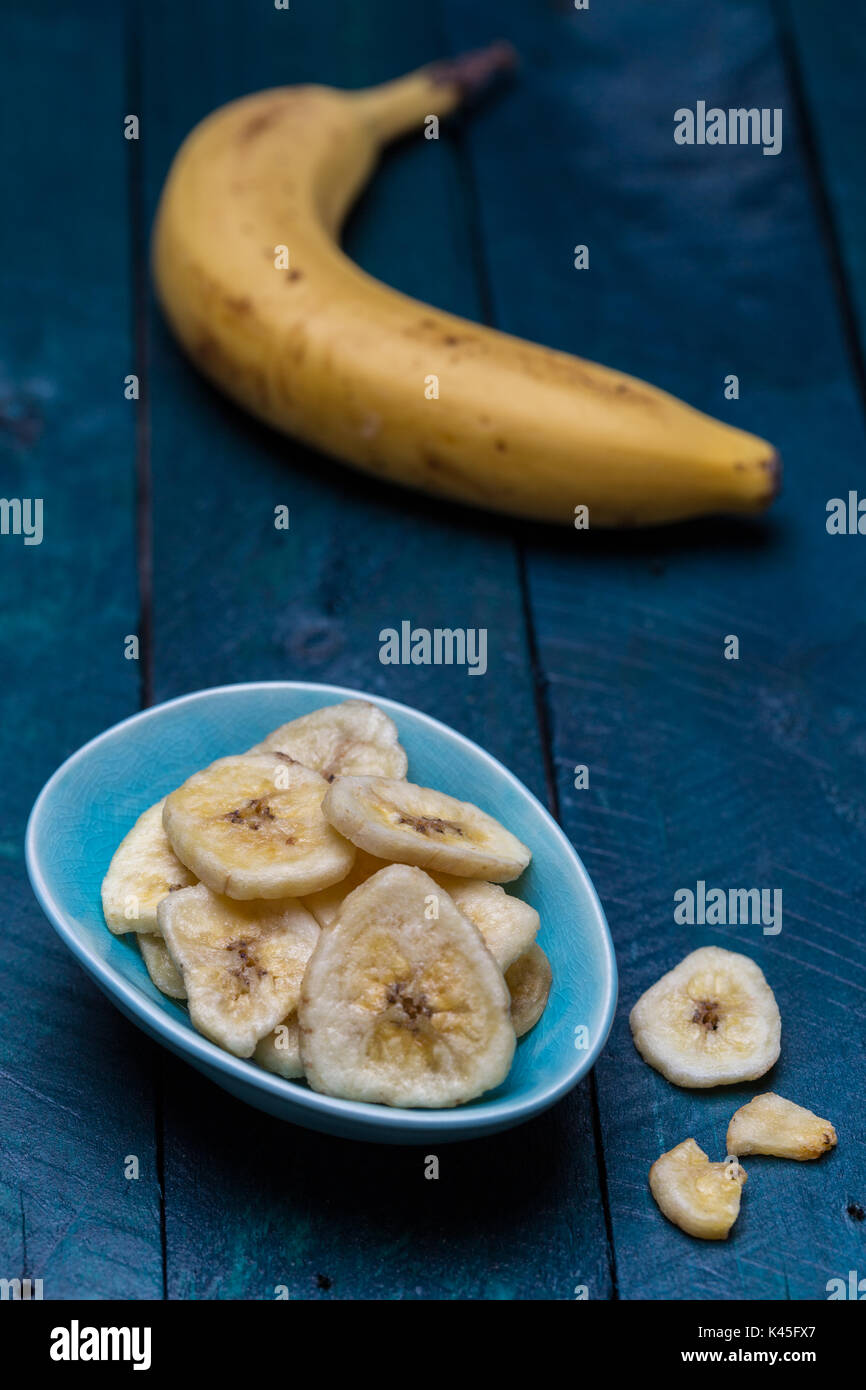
xmin=152 ymin=43 xmax=780 ymax=527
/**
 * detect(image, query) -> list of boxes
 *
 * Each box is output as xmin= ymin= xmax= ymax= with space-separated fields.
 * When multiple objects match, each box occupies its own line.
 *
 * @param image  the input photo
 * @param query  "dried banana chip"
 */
xmin=254 ymin=1013 xmax=304 ymax=1080
xmin=299 ymin=864 xmax=515 ymax=1107
xmin=726 ymin=1092 xmax=837 ymax=1160
xmin=253 ymin=699 xmax=408 ymax=780
xmin=138 ymin=932 xmax=187 ymax=1000
xmin=163 ymin=752 xmax=355 ymax=899
xmin=304 ymin=849 xmax=391 ymax=929
xmin=433 ymin=875 xmax=538 ymax=970
xmin=506 ymin=944 xmax=552 ymax=1036
xmin=630 ymin=946 xmax=781 ymax=1087
xmin=101 ymin=798 xmax=196 ymax=934
xmin=323 ymin=776 xmax=531 ymax=883
xmin=650 ymin=1138 xmax=746 ymax=1240
xmin=158 ymin=884 xmax=319 ymax=1056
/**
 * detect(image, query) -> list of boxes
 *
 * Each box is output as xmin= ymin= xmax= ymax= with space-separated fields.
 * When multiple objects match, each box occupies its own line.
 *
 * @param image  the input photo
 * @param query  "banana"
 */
xmin=254 ymin=1014 xmax=304 ymax=1080
xmin=726 ymin=1093 xmax=837 ymax=1161
xmin=163 ymin=752 xmax=355 ymax=899
xmin=252 ymin=699 xmax=408 ymax=781
xmin=158 ymin=884 xmax=319 ymax=1057
xmin=505 ymin=944 xmax=553 ymax=1037
xmin=433 ymin=876 xmax=538 ymax=970
xmin=629 ymin=946 xmax=781 ymax=1088
xmin=152 ymin=45 xmax=780 ymax=528
xmin=649 ymin=1139 xmax=747 ymax=1240
xmin=322 ymin=776 xmax=531 ymax=882
xmin=101 ymin=798 xmax=196 ymax=935
xmin=299 ymin=864 xmax=515 ymax=1107
xmin=303 ymin=848 xmax=391 ymax=929
xmin=138 ymin=932 xmax=187 ymax=1000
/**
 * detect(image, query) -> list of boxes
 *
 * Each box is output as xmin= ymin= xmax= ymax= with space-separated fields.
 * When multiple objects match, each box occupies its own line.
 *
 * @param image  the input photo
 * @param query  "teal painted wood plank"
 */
xmin=141 ymin=0 xmax=612 ymax=1299
xmin=441 ymin=0 xmax=866 ymax=1297
xmin=783 ymin=0 xmax=866 ymax=359
xmin=0 ymin=0 xmax=163 ymax=1297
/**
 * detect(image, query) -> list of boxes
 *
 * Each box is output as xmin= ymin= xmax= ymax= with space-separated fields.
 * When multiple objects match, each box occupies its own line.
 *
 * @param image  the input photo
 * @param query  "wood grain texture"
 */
xmin=4 ymin=0 xmax=864 ymax=1302
xmin=440 ymin=0 xmax=866 ymax=1297
xmin=0 ymin=0 xmax=162 ymax=1297
xmin=782 ymin=0 xmax=866 ymax=360
xmin=140 ymin=0 xmax=612 ymax=1300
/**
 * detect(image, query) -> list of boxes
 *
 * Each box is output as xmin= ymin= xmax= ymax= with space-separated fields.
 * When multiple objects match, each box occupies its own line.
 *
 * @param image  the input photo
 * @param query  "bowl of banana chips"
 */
xmin=27 ymin=682 xmax=617 ymax=1142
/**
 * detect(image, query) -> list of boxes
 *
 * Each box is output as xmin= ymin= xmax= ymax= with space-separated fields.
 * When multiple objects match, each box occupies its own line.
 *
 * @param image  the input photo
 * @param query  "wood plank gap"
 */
xmin=772 ymin=0 xmax=866 ymax=418
xmin=154 ymin=1056 xmax=168 ymax=1300
xmin=19 ymin=1193 xmax=27 ymax=1286
xmin=519 ymin=546 xmax=620 ymax=1298
xmin=441 ymin=10 xmax=621 ymax=1291
xmin=126 ymin=0 xmax=164 ymax=1299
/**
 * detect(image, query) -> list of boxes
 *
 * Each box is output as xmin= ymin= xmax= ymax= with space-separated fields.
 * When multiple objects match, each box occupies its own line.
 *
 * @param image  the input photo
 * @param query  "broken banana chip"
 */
xmin=254 ymin=1013 xmax=304 ymax=1080
xmin=433 ymin=876 xmax=539 ymax=970
xmin=726 ymin=1092 xmax=837 ymax=1160
xmin=101 ymin=798 xmax=196 ymax=934
xmin=322 ymin=776 xmax=531 ymax=883
xmin=630 ymin=946 xmax=781 ymax=1088
xmin=299 ymin=864 xmax=516 ymax=1107
xmin=158 ymin=884 xmax=319 ymax=1057
xmin=253 ymin=699 xmax=408 ymax=780
xmin=304 ymin=848 xmax=391 ymax=929
xmin=138 ymin=932 xmax=187 ymax=1000
xmin=649 ymin=1138 xmax=747 ymax=1240
xmin=163 ymin=752 xmax=355 ymax=899
xmin=506 ymin=944 xmax=553 ymax=1037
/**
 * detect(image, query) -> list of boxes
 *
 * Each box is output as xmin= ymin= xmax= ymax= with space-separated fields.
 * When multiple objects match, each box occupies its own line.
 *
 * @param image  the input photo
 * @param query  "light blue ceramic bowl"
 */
xmin=26 ymin=682 xmax=616 ymax=1144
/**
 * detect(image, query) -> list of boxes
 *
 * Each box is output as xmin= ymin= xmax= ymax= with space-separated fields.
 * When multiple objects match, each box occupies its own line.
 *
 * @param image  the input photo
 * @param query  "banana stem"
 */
xmin=354 ymin=41 xmax=517 ymax=145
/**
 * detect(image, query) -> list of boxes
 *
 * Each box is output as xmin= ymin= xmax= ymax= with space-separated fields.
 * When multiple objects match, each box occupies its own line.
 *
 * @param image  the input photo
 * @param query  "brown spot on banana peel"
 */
xmin=239 ymin=104 xmax=286 ymax=143
xmin=426 ymin=41 xmax=518 ymax=102
xmin=422 ymin=450 xmax=509 ymax=503
xmin=762 ymin=449 xmax=783 ymax=506
xmin=195 ymin=329 xmax=276 ymax=411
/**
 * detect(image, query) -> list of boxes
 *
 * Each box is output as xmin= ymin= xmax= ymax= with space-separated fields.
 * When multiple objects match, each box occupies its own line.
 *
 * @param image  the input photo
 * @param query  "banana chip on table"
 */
xmin=158 ymin=884 xmax=319 ymax=1057
xmin=726 ymin=1092 xmax=837 ymax=1160
xmin=101 ymin=799 xmax=196 ymax=934
xmin=163 ymin=752 xmax=355 ymax=900
xmin=138 ymin=932 xmax=187 ymax=1000
xmin=323 ymin=776 xmax=531 ymax=883
xmin=299 ymin=864 xmax=516 ymax=1108
xmin=629 ymin=946 xmax=781 ymax=1088
xmin=506 ymin=944 xmax=553 ymax=1037
xmin=254 ymin=1014 xmax=304 ymax=1080
xmin=650 ymin=1138 xmax=747 ymax=1240
xmin=252 ymin=699 xmax=408 ymax=781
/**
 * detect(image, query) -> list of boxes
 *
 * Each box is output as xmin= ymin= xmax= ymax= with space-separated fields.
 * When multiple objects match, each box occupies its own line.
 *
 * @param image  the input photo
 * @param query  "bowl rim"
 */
xmin=25 ymin=680 xmax=618 ymax=1136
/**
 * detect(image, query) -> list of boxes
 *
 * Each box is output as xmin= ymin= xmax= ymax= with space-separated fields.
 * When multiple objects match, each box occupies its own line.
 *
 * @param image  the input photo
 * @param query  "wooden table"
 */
xmin=2 ymin=0 xmax=864 ymax=1300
